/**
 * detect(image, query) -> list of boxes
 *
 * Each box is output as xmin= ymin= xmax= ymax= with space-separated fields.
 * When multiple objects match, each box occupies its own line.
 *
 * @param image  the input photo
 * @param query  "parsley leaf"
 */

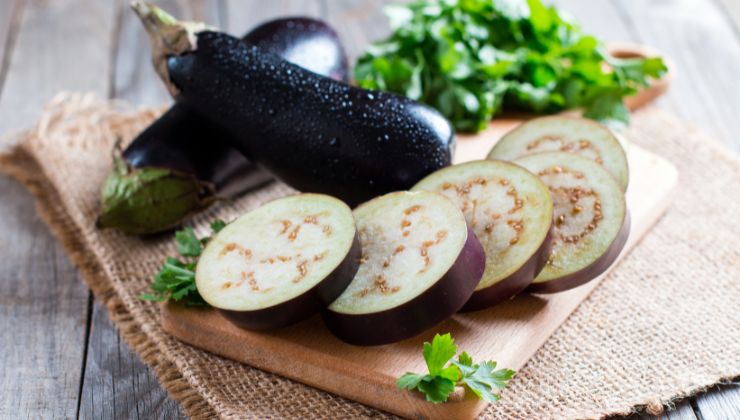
xmin=423 ymin=333 xmax=458 ymax=376
xmin=397 ymin=373 xmax=426 ymax=390
xmin=355 ymin=0 xmax=668 ymax=132
xmin=140 ymin=220 xmax=227 ymax=306
xmin=396 ymin=333 xmax=515 ymax=404
xmin=417 ymin=376 xmax=457 ymax=403
xmin=210 ymin=219 xmax=227 ymax=233
xmin=175 ymin=227 xmax=202 ymax=257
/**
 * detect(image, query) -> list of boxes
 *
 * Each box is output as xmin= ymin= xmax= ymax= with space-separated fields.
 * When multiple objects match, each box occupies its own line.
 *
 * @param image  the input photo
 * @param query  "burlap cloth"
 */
xmin=0 ymin=93 xmax=738 ymax=419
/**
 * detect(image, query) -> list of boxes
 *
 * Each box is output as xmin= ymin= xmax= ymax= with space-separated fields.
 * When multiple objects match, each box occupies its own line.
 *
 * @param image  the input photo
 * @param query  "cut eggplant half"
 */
xmin=196 ymin=194 xmax=360 ymax=330
xmin=323 ymin=191 xmax=485 ymax=346
xmin=412 ymin=160 xmax=554 ymax=311
xmin=487 ymin=116 xmax=629 ymax=190
xmin=514 ymin=152 xmax=629 ymax=293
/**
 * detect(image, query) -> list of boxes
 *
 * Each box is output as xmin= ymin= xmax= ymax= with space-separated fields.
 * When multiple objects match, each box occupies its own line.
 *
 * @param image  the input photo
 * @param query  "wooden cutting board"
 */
xmin=161 ymin=45 xmax=677 ymax=419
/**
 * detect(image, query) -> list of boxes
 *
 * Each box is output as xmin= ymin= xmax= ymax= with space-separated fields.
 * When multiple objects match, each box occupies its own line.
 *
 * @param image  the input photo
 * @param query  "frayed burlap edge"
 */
xmin=0 ymin=145 xmax=218 ymax=419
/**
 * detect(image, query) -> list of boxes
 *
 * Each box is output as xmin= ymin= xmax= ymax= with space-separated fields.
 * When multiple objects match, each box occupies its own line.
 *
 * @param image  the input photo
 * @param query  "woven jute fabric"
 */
xmin=0 ymin=93 xmax=738 ymax=419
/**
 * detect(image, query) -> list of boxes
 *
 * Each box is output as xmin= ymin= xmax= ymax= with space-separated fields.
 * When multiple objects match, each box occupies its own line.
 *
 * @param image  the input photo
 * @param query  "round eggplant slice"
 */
xmin=514 ymin=152 xmax=629 ymax=293
xmin=195 ymin=193 xmax=360 ymax=330
xmin=487 ymin=116 xmax=629 ymax=191
xmin=323 ymin=191 xmax=485 ymax=346
xmin=412 ymin=160 xmax=554 ymax=311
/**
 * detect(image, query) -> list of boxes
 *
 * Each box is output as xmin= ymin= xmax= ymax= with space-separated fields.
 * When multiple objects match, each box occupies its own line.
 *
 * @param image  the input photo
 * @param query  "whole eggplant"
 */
xmin=132 ymin=3 xmax=455 ymax=207
xmin=98 ymin=17 xmax=349 ymax=235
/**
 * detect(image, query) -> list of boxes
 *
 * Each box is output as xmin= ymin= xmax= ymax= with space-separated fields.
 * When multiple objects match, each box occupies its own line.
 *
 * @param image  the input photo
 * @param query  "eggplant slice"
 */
xmin=487 ymin=116 xmax=629 ymax=190
xmin=323 ymin=191 xmax=485 ymax=346
xmin=196 ymin=194 xmax=360 ymax=330
xmin=514 ymin=152 xmax=629 ymax=293
xmin=412 ymin=160 xmax=554 ymax=311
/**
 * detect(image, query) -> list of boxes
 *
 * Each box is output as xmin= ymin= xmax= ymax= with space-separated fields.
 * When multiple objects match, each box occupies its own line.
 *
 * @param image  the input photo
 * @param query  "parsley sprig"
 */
xmin=140 ymin=220 xmax=226 ymax=306
xmin=397 ymin=333 xmax=515 ymax=403
xmin=355 ymin=0 xmax=667 ymax=132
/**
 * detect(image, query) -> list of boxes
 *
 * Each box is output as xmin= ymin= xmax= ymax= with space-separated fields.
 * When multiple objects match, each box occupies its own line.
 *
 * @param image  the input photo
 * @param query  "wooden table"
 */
xmin=0 ymin=1 xmax=737 ymax=419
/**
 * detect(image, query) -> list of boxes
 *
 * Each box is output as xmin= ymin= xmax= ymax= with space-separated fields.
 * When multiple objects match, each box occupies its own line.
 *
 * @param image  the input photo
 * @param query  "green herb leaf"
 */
xmin=210 ymin=219 xmax=227 ymax=233
xmin=397 ymin=373 xmax=427 ymax=389
xmin=355 ymin=0 xmax=667 ymax=132
xmin=458 ymin=361 xmax=516 ymax=403
xmin=417 ymin=376 xmax=457 ymax=403
xmin=175 ymin=227 xmax=202 ymax=257
xmin=423 ymin=333 xmax=458 ymax=376
xmin=140 ymin=220 xmax=228 ymax=306
xmin=397 ymin=333 xmax=514 ymax=404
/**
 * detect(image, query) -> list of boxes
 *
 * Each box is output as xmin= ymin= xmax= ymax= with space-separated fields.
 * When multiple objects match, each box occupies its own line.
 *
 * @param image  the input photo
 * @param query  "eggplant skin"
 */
xmin=219 ymin=231 xmax=361 ymax=331
xmin=245 ymin=17 xmax=348 ymax=82
xmin=102 ymin=18 xmax=350 ymax=234
xmin=123 ymin=104 xmax=264 ymax=189
xmin=527 ymin=211 xmax=631 ymax=294
xmin=321 ymin=226 xmax=484 ymax=346
xmin=167 ymin=31 xmax=455 ymax=207
xmin=126 ymin=18 xmax=349 ymax=189
xmin=461 ymin=223 xmax=553 ymax=312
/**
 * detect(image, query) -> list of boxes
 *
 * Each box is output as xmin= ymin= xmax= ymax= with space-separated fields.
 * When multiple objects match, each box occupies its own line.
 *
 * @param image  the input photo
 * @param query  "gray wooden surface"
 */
xmin=0 ymin=0 xmax=738 ymax=419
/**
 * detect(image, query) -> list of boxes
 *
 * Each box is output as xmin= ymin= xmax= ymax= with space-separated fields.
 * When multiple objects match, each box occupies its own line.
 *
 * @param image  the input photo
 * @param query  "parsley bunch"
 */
xmin=140 ymin=220 xmax=226 ymax=306
xmin=397 ymin=333 xmax=515 ymax=403
xmin=355 ymin=0 xmax=667 ymax=132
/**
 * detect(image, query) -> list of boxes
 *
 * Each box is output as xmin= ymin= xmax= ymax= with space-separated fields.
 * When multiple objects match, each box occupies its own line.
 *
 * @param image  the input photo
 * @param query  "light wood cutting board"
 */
xmin=161 ymin=44 xmax=677 ymax=419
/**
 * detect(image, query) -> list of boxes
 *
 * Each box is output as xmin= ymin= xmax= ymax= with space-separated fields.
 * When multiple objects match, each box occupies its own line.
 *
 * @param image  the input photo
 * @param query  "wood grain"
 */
xmin=694 ymin=385 xmax=740 ymax=420
xmin=79 ymin=301 xmax=185 ymax=420
xmin=630 ymin=401 xmax=698 ymax=420
xmin=615 ymin=0 xmax=740 ymax=153
xmin=323 ymin=0 xmax=393 ymax=63
xmin=0 ymin=174 xmax=90 ymax=419
xmin=0 ymin=0 xmax=22 ymax=92
xmin=162 ymin=124 xmax=679 ymax=419
xmin=223 ymin=0 xmax=322 ymax=35
xmin=0 ymin=0 xmax=116 ymax=148
xmin=0 ymin=0 xmax=114 ymax=419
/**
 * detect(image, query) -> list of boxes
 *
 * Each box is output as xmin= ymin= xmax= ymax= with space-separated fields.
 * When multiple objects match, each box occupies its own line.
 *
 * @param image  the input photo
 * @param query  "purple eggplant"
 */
xmin=131 ymin=3 xmax=455 ymax=208
xmin=98 ymin=17 xmax=349 ymax=235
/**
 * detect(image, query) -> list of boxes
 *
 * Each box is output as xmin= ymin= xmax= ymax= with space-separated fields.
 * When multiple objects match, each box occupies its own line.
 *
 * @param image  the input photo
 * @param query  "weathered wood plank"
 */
xmin=323 ymin=0 xmax=394 ymax=64
xmin=614 ymin=0 xmax=740 ymax=153
xmin=0 ymin=0 xmax=115 ymax=419
xmin=556 ymin=0 xmax=634 ymax=41
xmin=0 ymin=0 xmax=117 ymax=148
xmin=633 ymin=401 xmax=698 ymax=420
xmin=695 ymin=384 xmax=740 ymax=420
xmin=714 ymin=0 xmax=740 ymax=37
xmin=0 ymin=175 xmax=90 ymax=420
xmin=77 ymin=2 xmax=222 ymax=419
xmin=79 ymin=301 xmax=185 ymax=420
xmin=0 ymin=0 xmax=22 ymax=85
xmin=223 ymin=0 xmax=322 ymax=35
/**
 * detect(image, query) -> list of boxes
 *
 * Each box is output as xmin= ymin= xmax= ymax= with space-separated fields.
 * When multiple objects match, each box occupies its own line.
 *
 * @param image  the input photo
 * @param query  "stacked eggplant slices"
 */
xmin=196 ymin=117 xmax=630 ymax=346
xmin=123 ymin=4 xmax=630 ymax=346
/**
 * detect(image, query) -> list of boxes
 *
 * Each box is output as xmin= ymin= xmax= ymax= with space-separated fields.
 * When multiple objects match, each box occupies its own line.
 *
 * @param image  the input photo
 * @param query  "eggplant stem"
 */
xmin=130 ymin=1 xmax=213 ymax=96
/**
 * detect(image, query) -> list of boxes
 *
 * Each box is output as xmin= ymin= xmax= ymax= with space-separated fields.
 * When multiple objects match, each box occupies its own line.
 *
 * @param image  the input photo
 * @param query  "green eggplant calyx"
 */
xmin=130 ymin=1 xmax=213 ymax=96
xmin=97 ymin=158 xmax=216 ymax=235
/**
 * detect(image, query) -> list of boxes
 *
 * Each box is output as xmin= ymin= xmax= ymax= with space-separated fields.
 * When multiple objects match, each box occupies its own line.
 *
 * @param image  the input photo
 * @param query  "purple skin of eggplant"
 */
xmin=527 ymin=210 xmax=631 ymax=294
xmin=123 ymin=17 xmax=349 ymax=188
xmin=245 ymin=17 xmax=348 ymax=82
xmin=460 ymin=222 xmax=554 ymax=312
xmin=165 ymin=32 xmax=455 ymax=208
xmin=219 ymin=232 xmax=361 ymax=331
xmin=321 ymin=226 xmax=485 ymax=346
xmin=100 ymin=17 xmax=350 ymax=235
